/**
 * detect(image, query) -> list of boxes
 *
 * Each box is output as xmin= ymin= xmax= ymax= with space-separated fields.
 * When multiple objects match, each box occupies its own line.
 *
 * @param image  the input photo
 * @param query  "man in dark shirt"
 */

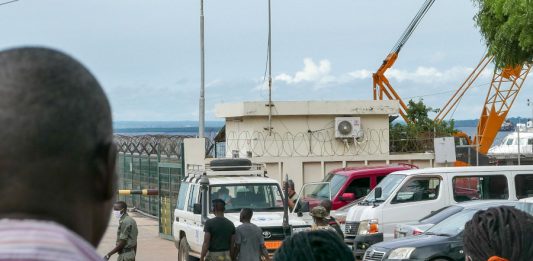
xmin=200 ymin=199 xmax=235 ymax=261
xmin=320 ymin=199 xmax=344 ymax=238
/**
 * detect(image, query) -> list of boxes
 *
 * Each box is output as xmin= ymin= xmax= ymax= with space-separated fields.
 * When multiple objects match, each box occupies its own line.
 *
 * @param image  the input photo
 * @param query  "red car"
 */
xmin=298 ymin=164 xmax=418 ymax=211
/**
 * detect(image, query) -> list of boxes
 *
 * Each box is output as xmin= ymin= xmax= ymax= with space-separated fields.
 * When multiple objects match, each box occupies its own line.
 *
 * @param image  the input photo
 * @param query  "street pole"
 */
xmin=267 ymin=0 xmax=273 ymax=136
xmin=518 ymin=120 xmax=521 ymax=165
xmin=199 ymin=0 xmax=205 ymax=139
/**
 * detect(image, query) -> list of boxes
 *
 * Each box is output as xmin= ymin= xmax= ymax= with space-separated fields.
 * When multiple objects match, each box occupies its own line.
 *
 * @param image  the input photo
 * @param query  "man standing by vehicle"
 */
xmin=320 ymin=200 xmax=344 ymax=238
xmin=201 ymin=199 xmax=235 ymax=261
xmin=284 ymin=180 xmax=298 ymax=211
xmin=234 ymin=208 xmax=269 ymax=261
xmin=309 ymin=206 xmax=340 ymax=237
xmin=104 ymin=201 xmax=138 ymax=261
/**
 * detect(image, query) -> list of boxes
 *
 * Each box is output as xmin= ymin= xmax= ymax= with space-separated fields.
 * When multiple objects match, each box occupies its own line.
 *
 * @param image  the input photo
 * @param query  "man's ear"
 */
xmin=93 ymin=142 xmax=117 ymax=201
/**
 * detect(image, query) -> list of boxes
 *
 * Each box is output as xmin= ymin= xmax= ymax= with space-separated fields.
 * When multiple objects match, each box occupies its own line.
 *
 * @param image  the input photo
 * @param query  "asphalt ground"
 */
xmin=97 ymin=211 xmax=178 ymax=261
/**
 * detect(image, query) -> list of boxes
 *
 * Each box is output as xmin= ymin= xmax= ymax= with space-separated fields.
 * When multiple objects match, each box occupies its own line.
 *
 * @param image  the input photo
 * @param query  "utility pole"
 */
xmin=518 ymin=119 xmax=521 ymax=165
xmin=266 ymin=0 xmax=273 ymax=136
xmin=199 ymin=0 xmax=206 ymax=138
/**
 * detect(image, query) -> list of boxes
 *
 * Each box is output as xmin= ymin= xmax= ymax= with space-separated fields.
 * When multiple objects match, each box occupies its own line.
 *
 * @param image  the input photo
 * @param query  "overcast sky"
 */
xmin=1 ymin=0 xmax=532 ymax=121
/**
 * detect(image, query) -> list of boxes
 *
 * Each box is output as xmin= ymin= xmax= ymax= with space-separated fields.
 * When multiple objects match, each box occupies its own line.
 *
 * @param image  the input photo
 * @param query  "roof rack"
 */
xmin=186 ymin=163 xmax=266 ymax=177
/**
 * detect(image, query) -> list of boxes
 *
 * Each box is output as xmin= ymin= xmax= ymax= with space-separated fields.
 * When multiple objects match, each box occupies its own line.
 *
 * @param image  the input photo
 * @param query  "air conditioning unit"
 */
xmin=335 ymin=117 xmax=362 ymax=139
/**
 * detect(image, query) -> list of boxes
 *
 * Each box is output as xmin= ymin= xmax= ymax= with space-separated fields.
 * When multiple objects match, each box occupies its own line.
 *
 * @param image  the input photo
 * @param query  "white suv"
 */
xmin=173 ymin=159 xmax=309 ymax=260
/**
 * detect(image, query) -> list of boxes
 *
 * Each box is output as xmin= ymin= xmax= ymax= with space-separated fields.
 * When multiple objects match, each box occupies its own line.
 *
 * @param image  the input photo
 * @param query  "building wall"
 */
xmin=225 ymin=114 xmax=389 ymax=158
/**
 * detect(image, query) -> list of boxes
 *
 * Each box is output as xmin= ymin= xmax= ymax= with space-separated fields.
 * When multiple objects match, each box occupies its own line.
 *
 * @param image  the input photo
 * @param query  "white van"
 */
xmin=345 ymin=165 xmax=533 ymax=259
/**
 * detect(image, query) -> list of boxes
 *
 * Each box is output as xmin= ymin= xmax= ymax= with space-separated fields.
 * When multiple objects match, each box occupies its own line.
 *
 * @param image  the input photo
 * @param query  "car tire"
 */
xmin=178 ymin=237 xmax=197 ymax=261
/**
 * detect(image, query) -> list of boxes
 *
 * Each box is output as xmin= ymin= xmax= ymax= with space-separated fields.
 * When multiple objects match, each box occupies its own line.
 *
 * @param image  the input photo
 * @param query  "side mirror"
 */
xmin=340 ymin=193 xmax=356 ymax=202
xmin=375 ymin=187 xmax=382 ymax=199
xmin=193 ymin=203 xmax=202 ymax=215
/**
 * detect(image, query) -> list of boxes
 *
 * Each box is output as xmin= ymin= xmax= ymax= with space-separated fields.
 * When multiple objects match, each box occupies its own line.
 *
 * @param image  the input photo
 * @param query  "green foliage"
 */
xmin=472 ymin=0 xmax=533 ymax=67
xmin=390 ymin=99 xmax=457 ymax=153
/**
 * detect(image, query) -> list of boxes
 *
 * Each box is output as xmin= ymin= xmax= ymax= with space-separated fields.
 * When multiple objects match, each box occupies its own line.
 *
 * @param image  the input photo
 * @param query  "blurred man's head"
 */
xmin=284 ymin=180 xmax=295 ymax=194
xmin=320 ymin=199 xmax=333 ymax=215
xmin=0 ymin=47 xmax=116 ymax=246
xmin=240 ymin=208 xmax=253 ymax=223
xmin=212 ymin=199 xmax=226 ymax=214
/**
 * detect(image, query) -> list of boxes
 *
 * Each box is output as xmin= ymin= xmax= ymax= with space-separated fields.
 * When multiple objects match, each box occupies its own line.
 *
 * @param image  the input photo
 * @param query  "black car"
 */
xmin=362 ymin=200 xmax=518 ymax=261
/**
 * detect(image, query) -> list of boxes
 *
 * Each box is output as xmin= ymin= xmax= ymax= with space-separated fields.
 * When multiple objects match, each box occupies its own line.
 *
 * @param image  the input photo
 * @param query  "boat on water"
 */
xmin=488 ymin=121 xmax=533 ymax=157
xmin=500 ymin=119 xmax=515 ymax=131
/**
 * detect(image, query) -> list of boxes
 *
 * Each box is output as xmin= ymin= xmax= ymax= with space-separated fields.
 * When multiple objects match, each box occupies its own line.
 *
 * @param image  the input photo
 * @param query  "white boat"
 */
xmin=488 ymin=121 xmax=533 ymax=157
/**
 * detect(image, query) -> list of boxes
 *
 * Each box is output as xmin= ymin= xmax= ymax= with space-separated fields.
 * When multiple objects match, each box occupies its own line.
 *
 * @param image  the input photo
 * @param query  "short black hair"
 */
xmin=320 ymin=199 xmax=333 ymax=213
xmin=285 ymin=180 xmax=295 ymax=190
xmin=274 ymin=230 xmax=353 ymax=261
xmin=212 ymin=199 xmax=226 ymax=211
xmin=115 ymin=201 xmax=127 ymax=210
xmin=241 ymin=208 xmax=253 ymax=221
xmin=0 ymin=47 xmax=113 ymax=212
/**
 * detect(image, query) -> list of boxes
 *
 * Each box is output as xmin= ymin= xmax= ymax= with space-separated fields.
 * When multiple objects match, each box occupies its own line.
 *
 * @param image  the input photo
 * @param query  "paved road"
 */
xmin=97 ymin=211 xmax=178 ymax=261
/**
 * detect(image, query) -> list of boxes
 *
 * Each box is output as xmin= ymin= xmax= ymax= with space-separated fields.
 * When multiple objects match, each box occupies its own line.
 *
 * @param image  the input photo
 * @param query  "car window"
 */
xmin=176 ymin=182 xmax=189 ymax=210
xmin=453 ymin=175 xmax=508 ymax=202
xmin=391 ymin=177 xmax=441 ymax=204
xmin=344 ymin=177 xmax=371 ymax=198
xmin=187 ymin=185 xmax=200 ymax=212
xmin=419 ymin=205 xmax=463 ymax=224
xmin=506 ymin=138 xmax=514 ymax=145
xmin=515 ymin=174 xmax=533 ymax=199
xmin=210 ymin=184 xmax=284 ymax=212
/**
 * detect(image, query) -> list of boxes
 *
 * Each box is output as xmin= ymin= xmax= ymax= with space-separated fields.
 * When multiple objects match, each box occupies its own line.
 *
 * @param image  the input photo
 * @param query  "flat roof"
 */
xmin=215 ymin=100 xmax=399 ymax=118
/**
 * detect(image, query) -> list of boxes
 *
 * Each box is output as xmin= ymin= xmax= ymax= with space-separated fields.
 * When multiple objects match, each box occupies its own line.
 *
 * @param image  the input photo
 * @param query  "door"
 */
xmin=381 ymin=175 xmax=447 ymax=239
xmin=182 ymin=184 xmax=204 ymax=253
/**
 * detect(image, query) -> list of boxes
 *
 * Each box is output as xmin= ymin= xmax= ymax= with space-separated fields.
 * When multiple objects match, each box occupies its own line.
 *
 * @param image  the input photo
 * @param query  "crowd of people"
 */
xmin=0 ymin=47 xmax=531 ymax=261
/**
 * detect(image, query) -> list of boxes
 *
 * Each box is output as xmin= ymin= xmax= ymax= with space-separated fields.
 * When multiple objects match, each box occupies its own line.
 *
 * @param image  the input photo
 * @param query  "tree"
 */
xmin=472 ymin=0 xmax=533 ymax=67
xmin=390 ymin=99 xmax=456 ymax=153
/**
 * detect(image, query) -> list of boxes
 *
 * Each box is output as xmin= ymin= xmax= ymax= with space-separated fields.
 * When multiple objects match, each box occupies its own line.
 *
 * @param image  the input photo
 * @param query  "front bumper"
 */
xmin=352 ymin=233 xmax=384 ymax=259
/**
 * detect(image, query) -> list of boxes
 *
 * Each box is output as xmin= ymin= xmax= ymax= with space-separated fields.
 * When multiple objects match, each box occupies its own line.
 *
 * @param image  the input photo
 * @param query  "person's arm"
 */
xmin=229 ymin=234 xmax=236 ymax=261
xmin=104 ymin=239 xmax=126 ymax=260
xmin=200 ymin=232 xmax=211 ymax=261
xmin=233 ymin=243 xmax=240 ymax=261
xmin=260 ymin=243 xmax=270 ymax=261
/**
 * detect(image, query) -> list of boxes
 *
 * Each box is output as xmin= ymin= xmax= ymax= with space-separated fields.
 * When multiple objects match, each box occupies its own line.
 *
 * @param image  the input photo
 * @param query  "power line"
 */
xmin=0 ymin=0 xmax=19 ymax=7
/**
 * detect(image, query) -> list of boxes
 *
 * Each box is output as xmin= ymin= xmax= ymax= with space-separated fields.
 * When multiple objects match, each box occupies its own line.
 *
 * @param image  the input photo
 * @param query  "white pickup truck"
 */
xmin=173 ymin=159 xmax=309 ymax=260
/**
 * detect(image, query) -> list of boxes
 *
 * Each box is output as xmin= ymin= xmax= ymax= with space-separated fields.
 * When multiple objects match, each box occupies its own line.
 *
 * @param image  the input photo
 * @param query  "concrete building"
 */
xmin=212 ymin=100 xmax=438 ymax=190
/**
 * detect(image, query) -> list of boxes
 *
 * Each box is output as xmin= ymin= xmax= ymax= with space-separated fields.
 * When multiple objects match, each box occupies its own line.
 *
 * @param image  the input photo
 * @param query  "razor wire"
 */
xmin=224 ymin=128 xmax=391 ymax=157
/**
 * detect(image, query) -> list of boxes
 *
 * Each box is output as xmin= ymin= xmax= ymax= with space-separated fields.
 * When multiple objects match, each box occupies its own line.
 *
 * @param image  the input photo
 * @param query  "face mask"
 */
xmin=113 ymin=210 xmax=123 ymax=219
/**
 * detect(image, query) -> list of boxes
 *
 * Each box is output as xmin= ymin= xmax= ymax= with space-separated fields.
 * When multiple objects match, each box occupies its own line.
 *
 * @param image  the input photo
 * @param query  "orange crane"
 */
xmin=373 ymin=0 xmax=435 ymax=122
xmin=435 ymin=57 xmax=532 ymax=164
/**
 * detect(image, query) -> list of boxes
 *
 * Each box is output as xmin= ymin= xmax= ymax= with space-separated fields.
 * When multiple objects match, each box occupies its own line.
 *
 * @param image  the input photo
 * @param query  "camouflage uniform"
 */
xmin=117 ymin=213 xmax=138 ymax=261
xmin=309 ymin=206 xmax=340 ymax=236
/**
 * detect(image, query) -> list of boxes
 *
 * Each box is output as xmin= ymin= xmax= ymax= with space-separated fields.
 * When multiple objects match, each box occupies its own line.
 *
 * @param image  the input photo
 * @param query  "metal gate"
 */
xmin=157 ymin=161 xmax=183 ymax=240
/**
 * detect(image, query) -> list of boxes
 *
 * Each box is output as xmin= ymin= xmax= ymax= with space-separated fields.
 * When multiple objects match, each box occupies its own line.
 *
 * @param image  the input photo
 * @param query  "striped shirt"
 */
xmin=0 ymin=219 xmax=102 ymax=261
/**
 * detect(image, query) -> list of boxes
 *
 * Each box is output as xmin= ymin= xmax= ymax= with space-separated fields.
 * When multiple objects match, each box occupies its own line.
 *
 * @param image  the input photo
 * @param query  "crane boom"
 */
xmin=373 ymin=0 xmax=436 ymax=122
xmin=434 ymin=54 xmax=493 ymax=123
xmin=475 ymin=64 xmax=532 ymax=154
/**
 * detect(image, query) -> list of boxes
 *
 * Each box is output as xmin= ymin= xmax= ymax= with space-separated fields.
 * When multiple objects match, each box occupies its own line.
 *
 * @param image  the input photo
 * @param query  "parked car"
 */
xmin=345 ymin=165 xmax=533 ymax=259
xmin=394 ymin=205 xmax=463 ymax=238
xmin=362 ymin=200 xmax=520 ymax=261
xmin=295 ymin=164 xmax=418 ymax=211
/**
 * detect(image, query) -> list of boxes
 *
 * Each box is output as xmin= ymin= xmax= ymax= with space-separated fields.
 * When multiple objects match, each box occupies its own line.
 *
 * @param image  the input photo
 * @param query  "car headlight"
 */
xmin=388 ymin=247 xmax=415 ymax=259
xmin=357 ymin=219 xmax=379 ymax=235
xmin=292 ymin=226 xmax=310 ymax=234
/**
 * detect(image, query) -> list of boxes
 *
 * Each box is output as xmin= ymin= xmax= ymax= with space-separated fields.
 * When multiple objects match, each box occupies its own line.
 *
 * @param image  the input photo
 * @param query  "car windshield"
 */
xmin=364 ymin=174 xmax=406 ymax=202
xmin=306 ymin=174 xmax=347 ymax=200
xmin=419 ymin=205 xmax=464 ymax=224
xmin=210 ymin=183 xmax=284 ymax=212
xmin=425 ymin=209 xmax=476 ymax=236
